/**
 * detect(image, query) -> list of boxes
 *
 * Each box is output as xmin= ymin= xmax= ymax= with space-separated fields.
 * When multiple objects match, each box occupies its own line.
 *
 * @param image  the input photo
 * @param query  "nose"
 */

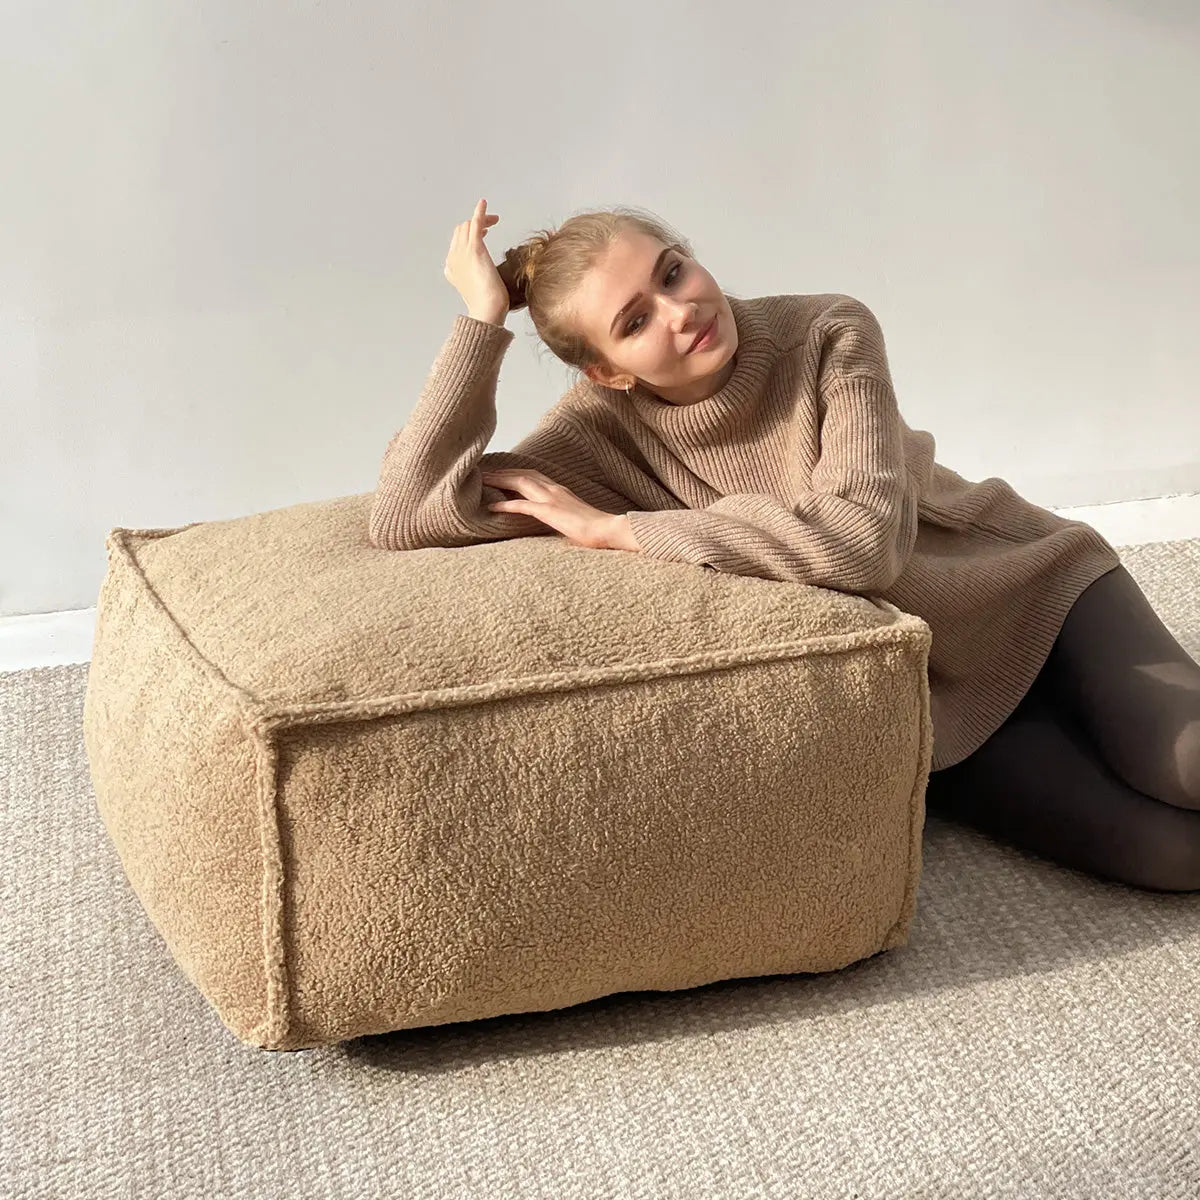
xmin=671 ymin=301 xmax=701 ymax=334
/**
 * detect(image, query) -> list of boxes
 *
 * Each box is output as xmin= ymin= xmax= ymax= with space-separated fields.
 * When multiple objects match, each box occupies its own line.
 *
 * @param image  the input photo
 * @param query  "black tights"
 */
xmin=925 ymin=564 xmax=1200 ymax=892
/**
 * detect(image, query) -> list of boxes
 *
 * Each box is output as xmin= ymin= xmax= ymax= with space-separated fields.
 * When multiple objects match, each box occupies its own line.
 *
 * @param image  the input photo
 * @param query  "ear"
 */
xmin=586 ymin=365 xmax=631 ymax=391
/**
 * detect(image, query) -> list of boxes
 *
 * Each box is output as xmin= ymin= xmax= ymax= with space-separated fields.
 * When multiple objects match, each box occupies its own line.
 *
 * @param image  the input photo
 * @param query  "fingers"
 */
xmin=459 ymin=199 xmax=498 ymax=238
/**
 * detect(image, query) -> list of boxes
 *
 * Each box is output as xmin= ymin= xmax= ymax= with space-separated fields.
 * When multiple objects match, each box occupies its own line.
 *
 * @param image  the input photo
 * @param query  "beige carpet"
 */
xmin=3 ymin=539 xmax=1199 ymax=1199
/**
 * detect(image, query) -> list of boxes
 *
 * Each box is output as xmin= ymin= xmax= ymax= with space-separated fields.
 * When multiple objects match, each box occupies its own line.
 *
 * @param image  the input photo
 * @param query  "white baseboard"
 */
xmin=3 ymin=493 xmax=1199 ymax=675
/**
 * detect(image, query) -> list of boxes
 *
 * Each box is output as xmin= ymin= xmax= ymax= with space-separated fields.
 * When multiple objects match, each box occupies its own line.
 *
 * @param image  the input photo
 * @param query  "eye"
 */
xmin=625 ymin=262 xmax=683 ymax=335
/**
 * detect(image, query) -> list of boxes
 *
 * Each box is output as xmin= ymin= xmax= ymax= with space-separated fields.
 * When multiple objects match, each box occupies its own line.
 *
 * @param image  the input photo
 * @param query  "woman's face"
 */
xmin=575 ymin=230 xmax=739 ymax=405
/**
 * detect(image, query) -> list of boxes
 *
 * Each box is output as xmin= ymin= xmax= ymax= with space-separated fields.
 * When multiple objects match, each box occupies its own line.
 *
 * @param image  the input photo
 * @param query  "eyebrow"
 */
xmin=609 ymin=247 xmax=674 ymax=339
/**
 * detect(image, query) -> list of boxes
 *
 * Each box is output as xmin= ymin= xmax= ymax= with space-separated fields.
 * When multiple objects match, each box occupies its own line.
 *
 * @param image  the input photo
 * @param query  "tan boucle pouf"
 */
xmin=81 ymin=493 xmax=934 ymax=1052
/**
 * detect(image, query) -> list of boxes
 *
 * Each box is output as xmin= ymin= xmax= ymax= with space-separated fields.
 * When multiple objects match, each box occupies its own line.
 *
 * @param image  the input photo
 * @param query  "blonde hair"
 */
xmin=495 ymin=205 xmax=734 ymax=381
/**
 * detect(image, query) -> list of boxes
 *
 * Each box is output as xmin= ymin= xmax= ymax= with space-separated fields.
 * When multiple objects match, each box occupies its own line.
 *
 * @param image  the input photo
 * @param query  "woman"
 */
xmin=370 ymin=198 xmax=1200 ymax=892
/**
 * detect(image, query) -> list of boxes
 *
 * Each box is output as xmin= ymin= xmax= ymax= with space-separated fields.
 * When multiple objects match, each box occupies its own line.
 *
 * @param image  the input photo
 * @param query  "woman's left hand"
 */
xmin=481 ymin=468 xmax=618 ymax=550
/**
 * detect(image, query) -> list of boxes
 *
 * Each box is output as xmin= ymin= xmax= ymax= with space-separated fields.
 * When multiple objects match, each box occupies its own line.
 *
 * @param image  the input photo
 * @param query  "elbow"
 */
xmin=367 ymin=497 xmax=391 ymax=550
xmin=368 ymin=502 xmax=435 ymax=551
xmin=367 ymin=512 xmax=412 ymax=552
xmin=367 ymin=513 xmax=391 ymax=550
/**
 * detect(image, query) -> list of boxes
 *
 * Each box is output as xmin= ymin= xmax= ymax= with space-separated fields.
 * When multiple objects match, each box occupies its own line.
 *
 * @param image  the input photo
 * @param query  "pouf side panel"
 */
xmin=274 ymin=642 xmax=929 ymax=1047
xmin=82 ymin=528 xmax=274 ymax=1048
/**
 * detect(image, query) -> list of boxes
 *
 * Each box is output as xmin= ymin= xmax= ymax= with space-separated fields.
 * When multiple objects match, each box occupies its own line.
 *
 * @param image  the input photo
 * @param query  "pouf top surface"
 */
xmin=115 ymin=494 xmax=914 ymax=708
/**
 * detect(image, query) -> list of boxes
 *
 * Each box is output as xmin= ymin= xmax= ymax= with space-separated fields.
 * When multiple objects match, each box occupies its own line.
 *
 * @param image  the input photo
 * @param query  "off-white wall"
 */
xmin=3 ymin=0 xmax=1197 ymax=618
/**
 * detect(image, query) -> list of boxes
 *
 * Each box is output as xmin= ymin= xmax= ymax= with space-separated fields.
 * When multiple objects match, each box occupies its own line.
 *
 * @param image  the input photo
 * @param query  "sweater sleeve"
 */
xmin=369 ymin=314 xmax=639 ymax=550
xmin=624 ymin=296 xmax=924 ymax=593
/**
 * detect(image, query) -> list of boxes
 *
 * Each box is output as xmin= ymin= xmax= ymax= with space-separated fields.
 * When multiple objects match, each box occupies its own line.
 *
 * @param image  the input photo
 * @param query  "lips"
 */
xmin=688 ymin=316 xmax=716 ymax=353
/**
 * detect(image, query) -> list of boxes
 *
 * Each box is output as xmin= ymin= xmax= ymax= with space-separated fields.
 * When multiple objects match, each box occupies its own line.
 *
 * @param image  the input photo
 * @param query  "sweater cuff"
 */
xmin=625 ymin=510 xmax=707 ymax=568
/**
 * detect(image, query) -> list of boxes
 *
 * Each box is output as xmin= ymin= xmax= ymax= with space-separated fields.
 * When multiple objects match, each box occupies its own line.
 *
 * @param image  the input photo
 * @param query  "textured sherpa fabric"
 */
xmin=82 ymin=493 xmax=933 ymax=1052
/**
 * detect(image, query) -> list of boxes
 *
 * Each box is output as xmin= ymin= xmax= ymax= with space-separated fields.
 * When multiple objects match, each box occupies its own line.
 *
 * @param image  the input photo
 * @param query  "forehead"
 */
xmin=573 ymin=230 xmax=669 ymax=332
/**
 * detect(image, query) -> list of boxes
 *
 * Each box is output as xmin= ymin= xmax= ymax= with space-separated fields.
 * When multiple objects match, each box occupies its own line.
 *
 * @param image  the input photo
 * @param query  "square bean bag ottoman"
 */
xmin=82 ymin=493 xmax=934 ymax=1052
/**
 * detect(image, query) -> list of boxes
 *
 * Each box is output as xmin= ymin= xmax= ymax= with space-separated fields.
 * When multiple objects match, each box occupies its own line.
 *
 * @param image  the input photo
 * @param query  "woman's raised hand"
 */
xmin=443 ymin=198 xmax=510 ymax=323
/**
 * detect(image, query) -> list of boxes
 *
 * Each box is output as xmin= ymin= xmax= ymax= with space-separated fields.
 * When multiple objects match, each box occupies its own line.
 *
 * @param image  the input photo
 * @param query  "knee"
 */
xmin=1104 ymin=705 xmax=1200 ymax=815
xmin=1137 ymin=720 xmax=1200 ymax=814
xmin=1176 ymin=719 xmax=1200 ymax=811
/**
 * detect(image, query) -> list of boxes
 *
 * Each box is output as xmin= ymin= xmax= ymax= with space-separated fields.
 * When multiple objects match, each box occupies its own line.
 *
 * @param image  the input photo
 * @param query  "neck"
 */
xmin=650 ymin=351 xmax=739 ymax=405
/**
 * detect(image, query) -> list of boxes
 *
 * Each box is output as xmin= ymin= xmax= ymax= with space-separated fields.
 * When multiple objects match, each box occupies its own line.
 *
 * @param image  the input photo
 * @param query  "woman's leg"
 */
xmin=925 ymin=668 xmax=1200 ymax=892
xmin=1041 ymin=564 xmax=1200 ymax=811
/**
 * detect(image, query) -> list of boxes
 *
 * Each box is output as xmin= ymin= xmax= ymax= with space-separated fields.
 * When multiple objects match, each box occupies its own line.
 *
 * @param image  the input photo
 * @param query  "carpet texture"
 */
xmin=2 ymin=538 xmax=1198 ymax=1199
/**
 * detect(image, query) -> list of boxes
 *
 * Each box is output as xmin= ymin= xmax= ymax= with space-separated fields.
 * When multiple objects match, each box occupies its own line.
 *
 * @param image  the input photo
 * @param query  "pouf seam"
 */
xmin=106 ymin=526 xmax=275 ymax=709
xmin=245 ymin=614 xmax=934 ymax=729
xmin=882 ymin=633 xmax=934 ymax=951
xmin=242 ymin=725 xmax=291 ymax=1049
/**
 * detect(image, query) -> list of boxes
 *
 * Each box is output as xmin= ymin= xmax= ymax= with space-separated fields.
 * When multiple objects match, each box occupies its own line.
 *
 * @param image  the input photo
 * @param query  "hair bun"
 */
xmin=496 ymin=244 xmax=533 ymax=313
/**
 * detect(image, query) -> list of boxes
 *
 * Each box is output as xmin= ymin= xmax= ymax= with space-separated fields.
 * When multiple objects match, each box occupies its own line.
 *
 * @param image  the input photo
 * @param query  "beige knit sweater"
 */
xmin=369 ymin=292 xmax=1122 ymax=772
